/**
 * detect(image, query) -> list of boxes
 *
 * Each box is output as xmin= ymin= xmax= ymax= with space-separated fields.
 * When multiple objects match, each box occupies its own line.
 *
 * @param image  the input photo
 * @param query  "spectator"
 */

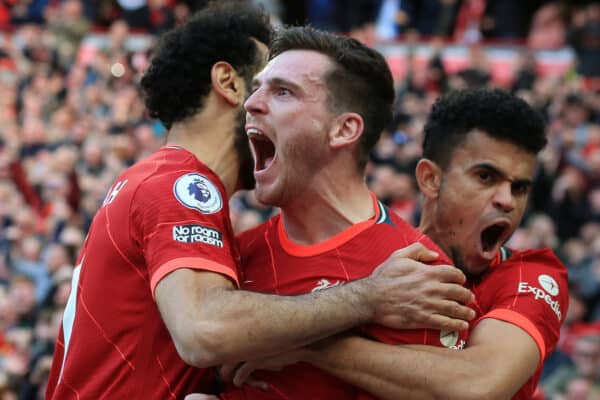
xmin=543 ymin=333 xmax=600 ymax=398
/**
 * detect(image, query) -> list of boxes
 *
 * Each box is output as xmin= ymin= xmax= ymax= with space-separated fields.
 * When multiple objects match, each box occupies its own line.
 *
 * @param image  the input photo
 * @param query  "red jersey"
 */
xmin=221 ymin=194 xmax=469 ymax=400
xmin=46 ymin=146 xmax=240 ymax=399
xmin=469 ymin=247 xmax=569 ymax=400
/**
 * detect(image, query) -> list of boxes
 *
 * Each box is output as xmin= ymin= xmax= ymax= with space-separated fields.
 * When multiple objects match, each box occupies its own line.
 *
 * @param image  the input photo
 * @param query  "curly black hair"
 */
xmin=140 ymin=0 xmax=272 ymax=129
xmin=423 ymin=88 xmax=547 ymax=169
xmin=270 ymin=26 xmax=395 ymax=171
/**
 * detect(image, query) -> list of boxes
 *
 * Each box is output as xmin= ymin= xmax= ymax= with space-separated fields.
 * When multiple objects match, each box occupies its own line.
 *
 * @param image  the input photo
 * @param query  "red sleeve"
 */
xmin=475 ymin=249 xmax=569 ymax=364
xmin=131 ymin=170 xmax=240 ymax=295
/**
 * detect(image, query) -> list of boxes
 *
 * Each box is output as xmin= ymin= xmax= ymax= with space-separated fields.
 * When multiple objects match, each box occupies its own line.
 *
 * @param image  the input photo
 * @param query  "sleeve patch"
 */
xmin=517 ymin=274 xmax=563 ymax=321
xmin=172 ymin=224 xmax=223 ymax=247
xmin=173 ymin=173 xmax=223 ymax=214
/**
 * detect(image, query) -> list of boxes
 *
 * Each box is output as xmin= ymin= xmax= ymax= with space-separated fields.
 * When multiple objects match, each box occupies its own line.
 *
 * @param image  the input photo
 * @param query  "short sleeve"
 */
xmin=131 ymin=169 xmax=240 ymax=295
xmin=476 ymin=249 xmax=569 ymax=363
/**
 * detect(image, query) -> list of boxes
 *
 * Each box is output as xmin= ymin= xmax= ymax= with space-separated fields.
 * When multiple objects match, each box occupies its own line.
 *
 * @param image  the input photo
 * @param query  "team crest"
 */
xmin=173 ymin=173 xmax=222 ymax=214
xmin=439 ymin=330 xmax=459 ymax=348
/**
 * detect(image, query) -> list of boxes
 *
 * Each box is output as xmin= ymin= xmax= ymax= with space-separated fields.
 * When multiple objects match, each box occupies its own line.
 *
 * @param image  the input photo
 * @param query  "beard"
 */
xmin=234 ymin=108 xmax=256 ymax=191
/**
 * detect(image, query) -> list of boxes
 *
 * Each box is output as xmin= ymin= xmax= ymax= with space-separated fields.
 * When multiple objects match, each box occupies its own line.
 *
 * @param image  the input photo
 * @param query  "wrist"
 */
xmin=344 ymin=278 xmax=375 ymax=323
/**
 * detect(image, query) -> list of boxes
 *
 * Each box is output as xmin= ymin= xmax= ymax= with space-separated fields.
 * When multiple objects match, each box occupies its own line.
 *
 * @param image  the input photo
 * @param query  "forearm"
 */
xmin=159 ymin=244 xmax=476 ymax=369
xmin=303 ymin=320 xmax=539 ymax=400
xmin=189 ymin=281 xmax=374 ymax=366
xmin=304 ymin=337 xmax=516 ymax=400
xmin=304 ymin=337 xmax=471 ymax=400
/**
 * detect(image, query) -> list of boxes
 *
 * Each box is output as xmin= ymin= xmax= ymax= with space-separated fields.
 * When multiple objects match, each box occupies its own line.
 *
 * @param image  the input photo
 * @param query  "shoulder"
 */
xmin=493 ymin=248 xmax=567 ymax=280
xmin=237 ymin=216 xmax=278 ymax=249
xmin=134 ymin=151 xmax=226 ymax=211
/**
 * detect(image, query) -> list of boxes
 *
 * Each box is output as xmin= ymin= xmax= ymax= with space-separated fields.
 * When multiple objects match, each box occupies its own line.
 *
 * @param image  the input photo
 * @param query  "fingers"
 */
xmin=219 ymin=362 xmax=241 ymax=384
xmin=184 ymin=394 xmax=220 ymax=400
xmin=233 ymin=362 xmax=255 ymax=388
xmin=423 ymin=313 xmax=470 ymax=333
xmin=246 ymin=377 xmax=269 ymax=391
xmin=233 ymin=363 xmax=268 ymax=390
xmin=390 ymin=242 xmax=439 ymax=263
xmin=437 ymin=281 xmax=474 ymax=305
xmin=428 ymin=265 xmax=467 ymax=285
xmin=430 ymin=298 xmax=476 ymax=323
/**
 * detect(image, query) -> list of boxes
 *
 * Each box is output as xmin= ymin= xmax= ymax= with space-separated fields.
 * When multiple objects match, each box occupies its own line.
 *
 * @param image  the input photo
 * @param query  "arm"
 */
xmin=155 ymin=243 xmax=475 ymax=368
xmin=301 ymin=318 xmax=540 ymax=400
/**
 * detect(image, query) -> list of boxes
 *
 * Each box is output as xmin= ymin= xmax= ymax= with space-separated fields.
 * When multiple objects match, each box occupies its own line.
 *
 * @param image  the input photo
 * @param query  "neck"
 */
xmin=419 ymin=201 xmax=451 ymax=257
xmin=281 ymin=167 xmax=374 ymax=245
xmin=166 ymin=96 xmax=240 ymax=196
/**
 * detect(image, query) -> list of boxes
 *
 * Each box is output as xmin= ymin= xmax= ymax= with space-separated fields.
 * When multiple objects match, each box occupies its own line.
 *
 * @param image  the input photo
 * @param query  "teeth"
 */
xmin=246 ymin=128 xmax=263 ymax=136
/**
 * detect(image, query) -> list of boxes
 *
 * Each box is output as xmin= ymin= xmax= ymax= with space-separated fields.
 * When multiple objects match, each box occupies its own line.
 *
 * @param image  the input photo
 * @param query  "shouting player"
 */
xmin=46 ymin=3 xmax=474 ymax=399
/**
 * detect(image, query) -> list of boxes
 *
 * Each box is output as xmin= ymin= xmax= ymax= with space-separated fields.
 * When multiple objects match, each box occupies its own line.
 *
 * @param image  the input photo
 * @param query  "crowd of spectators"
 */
xmin=0 ymin=0 xmax=598 ymax=399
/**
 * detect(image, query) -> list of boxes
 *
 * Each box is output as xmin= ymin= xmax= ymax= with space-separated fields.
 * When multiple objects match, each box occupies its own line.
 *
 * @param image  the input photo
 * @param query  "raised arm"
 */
xmin=155 ymin=243 xmax=475 ymax=368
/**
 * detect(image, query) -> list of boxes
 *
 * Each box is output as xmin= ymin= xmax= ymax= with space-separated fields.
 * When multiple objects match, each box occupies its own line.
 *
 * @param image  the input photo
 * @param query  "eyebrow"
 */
xmin=251 ymin=77 xmax=303 ymax=93
xmin=471 ymin=162 xmax=533 ymax=187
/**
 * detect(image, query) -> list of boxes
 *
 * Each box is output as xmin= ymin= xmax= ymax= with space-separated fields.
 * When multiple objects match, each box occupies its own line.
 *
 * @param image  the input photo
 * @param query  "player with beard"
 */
xmin=221 ymin=89 xmax=568 ymax=400
xmin=47 ymin=4 xmax=475 ymax=399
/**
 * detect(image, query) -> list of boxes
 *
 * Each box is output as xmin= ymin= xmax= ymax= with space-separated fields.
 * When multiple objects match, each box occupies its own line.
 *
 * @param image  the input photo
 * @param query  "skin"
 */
xmin=419 ymin=130 xmax=537 ymax=277
xmin=245 ymin=50 xmax=339 ymax=211
xmin=245 ymin=50 xmax=374 ymax=244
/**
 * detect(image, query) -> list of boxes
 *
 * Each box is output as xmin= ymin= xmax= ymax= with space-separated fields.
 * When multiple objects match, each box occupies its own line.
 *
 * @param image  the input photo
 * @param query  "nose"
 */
xmin=244 ymin=87 xmax=267 ymax=115
xmin=492 ymin=182 xmax=516 ymax=213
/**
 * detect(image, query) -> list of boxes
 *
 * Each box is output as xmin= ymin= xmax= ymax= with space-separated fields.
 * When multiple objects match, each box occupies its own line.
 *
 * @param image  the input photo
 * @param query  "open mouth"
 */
xmin=247 ymin=129 xmax=276 ymax=172
xmin=480 ymin=222 xmax=510 ymax=253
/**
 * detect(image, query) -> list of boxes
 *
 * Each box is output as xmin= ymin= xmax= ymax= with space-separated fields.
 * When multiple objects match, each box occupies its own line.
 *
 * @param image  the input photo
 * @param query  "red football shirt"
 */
xmin=469 ymin=247 xmax=569 ymax=400
xmin=46 ymin=146 xmax=240 ymax=399
xmin=221 ymin=194 xmax=469 ymax=400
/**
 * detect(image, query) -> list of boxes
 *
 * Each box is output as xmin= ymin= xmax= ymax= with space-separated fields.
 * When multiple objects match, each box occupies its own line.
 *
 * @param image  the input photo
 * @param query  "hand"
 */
xmin=220 ymin=349 xmax=306 ymax=389
xmin=364 ymin=243 xmax=475 ymax=331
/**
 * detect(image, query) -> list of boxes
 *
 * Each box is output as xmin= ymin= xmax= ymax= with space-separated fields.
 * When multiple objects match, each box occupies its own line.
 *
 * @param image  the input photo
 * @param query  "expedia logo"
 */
xmin=518 ymin=275 xmax=562 ymax=320
xmin=538 ymin=274 xmax=559 ymax=296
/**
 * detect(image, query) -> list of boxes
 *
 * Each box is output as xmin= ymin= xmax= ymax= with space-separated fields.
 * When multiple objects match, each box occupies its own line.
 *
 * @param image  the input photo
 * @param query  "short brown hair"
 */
xmin=270 ymin=26 xmax=395 ymax=170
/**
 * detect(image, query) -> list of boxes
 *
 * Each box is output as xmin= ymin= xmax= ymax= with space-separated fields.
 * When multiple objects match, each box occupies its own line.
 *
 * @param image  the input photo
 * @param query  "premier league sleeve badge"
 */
xmin=173 ymin=173 xmax=223 ymax=214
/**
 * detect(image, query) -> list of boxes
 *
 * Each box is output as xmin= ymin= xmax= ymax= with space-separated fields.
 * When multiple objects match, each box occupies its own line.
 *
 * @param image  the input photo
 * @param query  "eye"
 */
xmin=276 ymin=87 xmax=291 ymax=96
xmin=512 ymin=182 xmax=530 ymax=196
xmin=478 ymin=171 xmax=492 ymax=183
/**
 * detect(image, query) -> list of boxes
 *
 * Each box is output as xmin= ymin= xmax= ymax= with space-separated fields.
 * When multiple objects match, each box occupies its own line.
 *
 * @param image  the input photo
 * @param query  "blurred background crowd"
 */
xmin=0 ymin=0 xmax=598 ymax=399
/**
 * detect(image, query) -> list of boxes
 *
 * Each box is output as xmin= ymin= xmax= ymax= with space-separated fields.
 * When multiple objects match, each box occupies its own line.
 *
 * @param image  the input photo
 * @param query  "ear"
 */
xmin=328 ymin=112 xmax=364 ymax=149
xmin=415 ymin=158 xmax=442 ymax=199
xmin=211 ymin=61 xmax=245 ymax=106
